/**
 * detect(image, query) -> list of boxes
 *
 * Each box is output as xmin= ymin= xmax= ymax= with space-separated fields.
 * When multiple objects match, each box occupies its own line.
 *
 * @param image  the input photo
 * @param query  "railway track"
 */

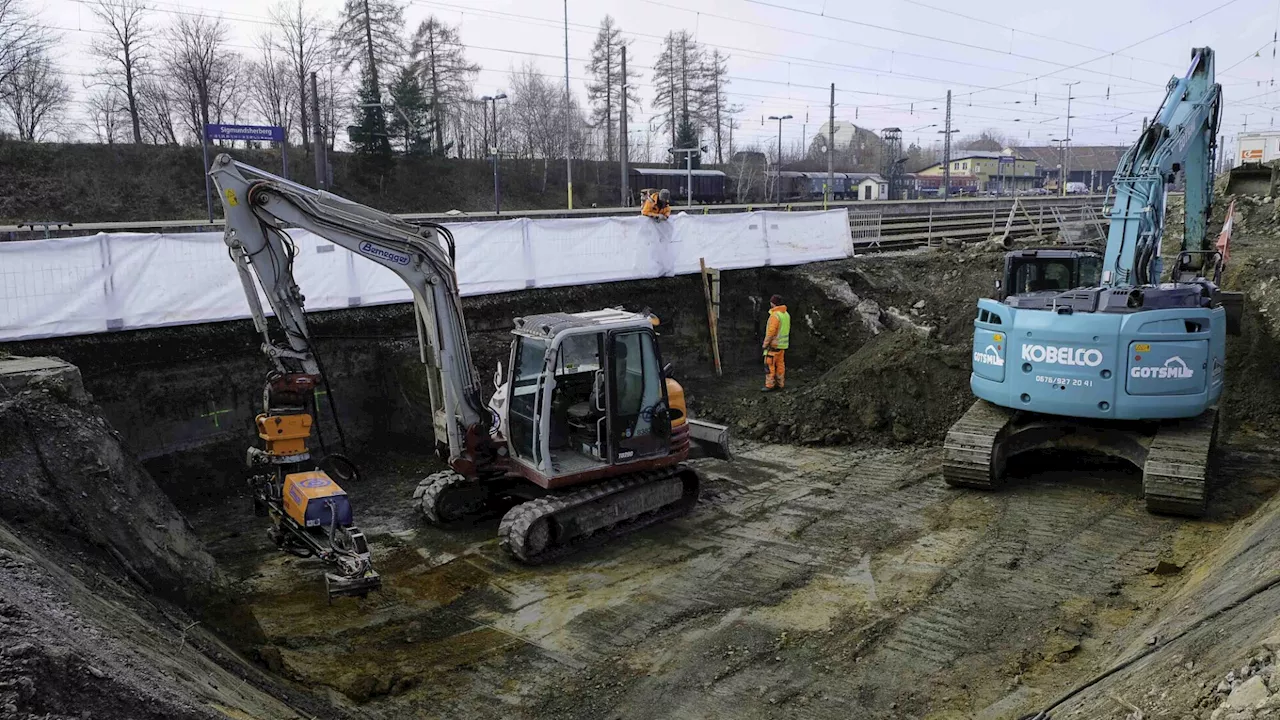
xmin=854 ymin=203 xmax=1107 ymax=252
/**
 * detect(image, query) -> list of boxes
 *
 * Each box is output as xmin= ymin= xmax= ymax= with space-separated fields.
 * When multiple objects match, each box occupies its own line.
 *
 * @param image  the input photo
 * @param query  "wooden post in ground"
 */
xmin=699 ymin=257 xmax=723 ymax=376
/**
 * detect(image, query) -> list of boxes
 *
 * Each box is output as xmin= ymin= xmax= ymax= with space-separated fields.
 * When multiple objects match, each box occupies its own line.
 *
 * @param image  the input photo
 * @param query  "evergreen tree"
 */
xmin=674 ymin=113 xmax=700 ymax=169
xmin=387 ymin=63 xmax=431 ymax=154
xmin=349 ymin=68 xmax=391 ymax=158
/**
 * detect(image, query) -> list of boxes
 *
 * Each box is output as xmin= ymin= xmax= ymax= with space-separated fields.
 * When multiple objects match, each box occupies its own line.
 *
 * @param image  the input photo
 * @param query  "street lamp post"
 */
xmin=1051 ymin=137 xmax=1070 ymax=195
xmin=668 ymin=145 xmax=709 ymax=206
xmin=767 ymin=114 xmax=793 ymax=203
xmin=482 ymin=93 xmax=508 ymax=213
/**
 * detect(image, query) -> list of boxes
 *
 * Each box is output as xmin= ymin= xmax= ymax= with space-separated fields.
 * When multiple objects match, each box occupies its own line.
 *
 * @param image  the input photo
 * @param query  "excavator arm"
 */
xmin=209 ymin=154 xmax=490 ymax=470
xmin=1103 ymin=47 xmax=1222 ymax=287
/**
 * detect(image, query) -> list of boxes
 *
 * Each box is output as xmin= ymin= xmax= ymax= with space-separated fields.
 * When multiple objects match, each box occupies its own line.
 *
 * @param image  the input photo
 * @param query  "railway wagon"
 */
xmin=630 ymin=167 xmax=730 ymax=204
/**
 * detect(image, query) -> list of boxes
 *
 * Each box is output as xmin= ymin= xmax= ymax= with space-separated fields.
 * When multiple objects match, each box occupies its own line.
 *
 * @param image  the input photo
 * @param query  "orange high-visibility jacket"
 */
xmin=641 ymin=192 xmax=671 ymax=218
xmin=763 ymin=304 xmax=790 ymax=351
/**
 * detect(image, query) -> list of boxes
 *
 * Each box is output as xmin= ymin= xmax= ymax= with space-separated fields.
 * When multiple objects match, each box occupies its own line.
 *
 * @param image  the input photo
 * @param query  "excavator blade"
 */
xmin=687 ymin=418 xmax=733 ymax=460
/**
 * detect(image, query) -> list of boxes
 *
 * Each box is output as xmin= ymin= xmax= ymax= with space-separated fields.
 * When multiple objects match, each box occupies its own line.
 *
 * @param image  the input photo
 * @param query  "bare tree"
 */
xmin=651 ymin=31 xmax=705 ymax=149
xmin=957 ymin=129 xmax=1012 ymax=152
xmin=271 ymin=0 xmax=326 ymax=149
xmin=585 ymin=15 xmax=638 ymax=163
xmin=411 ymin=16 xmax=478 ymax=156
xmin=247 ymin=34 xmax=296 ymax=136
xmin=136 ymin=75 xmax=178 ymax=144
xmin=164 ymin=14 xmax=236 ymax=144
xmin=0 ymin=0 xmax=52 ymax=93
xmin=2 ymin=50 xmax=69 ymax=141
xmin=87 ymin=0 xmax=151 ymax=143
xmin=85 ymin=86 xmax=128 ymax=143
xmin=505 ymin=62 xmax=587 ymax=189
xmin=699 ymin=49 xmax=738 ymax=164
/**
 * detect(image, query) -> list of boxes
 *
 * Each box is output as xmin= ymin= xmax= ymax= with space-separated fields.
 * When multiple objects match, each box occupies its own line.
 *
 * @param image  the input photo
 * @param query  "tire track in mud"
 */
xmin=862 ymin=480 xmax=1180 ymax=715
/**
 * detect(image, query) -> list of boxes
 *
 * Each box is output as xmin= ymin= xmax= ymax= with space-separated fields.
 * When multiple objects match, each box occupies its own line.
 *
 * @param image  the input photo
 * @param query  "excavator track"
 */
xmin=1143 ymin=406 xmax=1218 ymax=517
xmin=942 ymin=400 xmax=1016 ymax=489
xmin=499 ymin=466 xmax=701 ymax=564
xmin=414 ymin=470 xmax=494 ymax=524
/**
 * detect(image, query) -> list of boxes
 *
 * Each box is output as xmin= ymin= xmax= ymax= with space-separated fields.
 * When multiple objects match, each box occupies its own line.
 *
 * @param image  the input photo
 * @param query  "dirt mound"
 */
xmin=0 ymin=361 xmax=218 ymax=602
xmin=702 ymin=332 xmax=971 ymax=445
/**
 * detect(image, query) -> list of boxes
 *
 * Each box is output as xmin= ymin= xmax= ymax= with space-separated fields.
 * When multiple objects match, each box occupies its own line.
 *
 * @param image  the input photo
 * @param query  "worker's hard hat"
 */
xmin=658 ymin=188 xmax=670 ymax=201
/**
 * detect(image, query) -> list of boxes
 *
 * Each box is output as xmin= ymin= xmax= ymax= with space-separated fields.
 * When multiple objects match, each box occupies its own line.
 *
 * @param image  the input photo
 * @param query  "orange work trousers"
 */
xmin=765 ymin=349 xmax=786 ymax=389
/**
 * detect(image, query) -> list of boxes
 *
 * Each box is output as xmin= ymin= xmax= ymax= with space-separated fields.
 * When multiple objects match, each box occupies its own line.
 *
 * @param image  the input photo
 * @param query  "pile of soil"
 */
xmin=0 ymin=358 xmax=351 ymax=720
xmin=0 ymin=370 xmax=219 ymax=603
xmin=700 ymin=331 xmax=971 ymax=445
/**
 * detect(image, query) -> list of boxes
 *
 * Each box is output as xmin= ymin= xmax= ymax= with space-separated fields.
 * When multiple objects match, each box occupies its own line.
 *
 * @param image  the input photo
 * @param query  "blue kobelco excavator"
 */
xmin=944 ymin=47 xmax=1243 ymax=516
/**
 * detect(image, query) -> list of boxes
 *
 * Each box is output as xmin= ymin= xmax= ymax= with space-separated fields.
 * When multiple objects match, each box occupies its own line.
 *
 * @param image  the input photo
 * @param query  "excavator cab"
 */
xmin=505 ymin=309 xmax=679 ymax=485
xmin=996 ymin=248 xmax=1103 ymax=300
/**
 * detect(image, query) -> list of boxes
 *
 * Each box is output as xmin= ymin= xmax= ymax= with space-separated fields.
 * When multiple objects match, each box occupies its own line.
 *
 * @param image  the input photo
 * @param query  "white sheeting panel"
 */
xmin=668 ymin=211 xmax=769 ymax=273
xmin=448 ymin=218 xmax=532 ymax=295
xmin=0 ymin=234 xmax=113 ymax=338
xmin=0 ymin=209 xmax=854 ymax=341
xmin=106 ymin=232 xmax=248 ymax=329
xmin=525 ymin=216 xmax=663 ymax=287
xmin=758 ymin=210 xmax=853 ymax=266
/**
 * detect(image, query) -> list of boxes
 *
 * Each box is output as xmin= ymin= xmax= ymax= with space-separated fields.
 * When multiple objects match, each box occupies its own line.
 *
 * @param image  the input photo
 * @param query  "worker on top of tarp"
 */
xmin=641 ymin=188 xmax=671 ymax=220
xmin=762 ymin=294 xmax=790 ymax=392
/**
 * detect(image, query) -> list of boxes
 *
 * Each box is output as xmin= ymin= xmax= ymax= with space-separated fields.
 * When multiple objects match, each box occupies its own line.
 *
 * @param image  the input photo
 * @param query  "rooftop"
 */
xmin=1015 ymin=145 xmax=1127 ymax=171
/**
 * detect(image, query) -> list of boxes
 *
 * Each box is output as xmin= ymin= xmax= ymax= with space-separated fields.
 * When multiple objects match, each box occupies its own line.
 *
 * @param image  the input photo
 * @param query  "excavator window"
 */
xmin=1009 ymin=258 xmax=1077 ymax=295
xmin=509 ymin=337 xmax=549 ymax=465
xmin=609 ymin=331 xmax=669 ymax=462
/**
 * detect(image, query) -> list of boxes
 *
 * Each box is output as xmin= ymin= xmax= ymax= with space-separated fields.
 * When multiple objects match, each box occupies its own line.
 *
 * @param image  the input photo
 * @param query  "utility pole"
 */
xmin=310 ymin=71 xmax=325 ymax=190
xmin=942 ymin=90 xmax=953 ymax=200
xmin=482 ymin=94 xmax=508 ymax=213
xmin=1062 ymin=81 xmax=1080 ymax=197
xmin=620 ymin=45 xmax=629 ymax=206
xmin=827 ymin=83 xmax=835 ymax=203
xmin=768 ymin=114 xmax=792 ymax=203
xmin=563 ymin=0 xmax=573 ymax=209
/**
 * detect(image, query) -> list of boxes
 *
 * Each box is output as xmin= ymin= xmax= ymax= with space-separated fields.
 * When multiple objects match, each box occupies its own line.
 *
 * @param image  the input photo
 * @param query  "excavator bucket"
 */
xmin=687 ymin=418 xmax=732 ymax=460
xmin=1226 ymin=161 xmax=1280 ymax=197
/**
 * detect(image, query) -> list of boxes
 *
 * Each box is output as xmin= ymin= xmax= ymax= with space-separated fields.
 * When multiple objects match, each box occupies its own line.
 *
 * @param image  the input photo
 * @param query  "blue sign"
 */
xmin=998 ymin=155 xmax=1016 ymax=164
xmin=204 ymin=124 xmax=285 ymax=142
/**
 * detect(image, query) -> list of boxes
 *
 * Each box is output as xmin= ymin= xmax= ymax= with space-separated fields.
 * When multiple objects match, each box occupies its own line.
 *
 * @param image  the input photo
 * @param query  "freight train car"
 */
xmin=630 ymin=168 xmax=730 ymax=204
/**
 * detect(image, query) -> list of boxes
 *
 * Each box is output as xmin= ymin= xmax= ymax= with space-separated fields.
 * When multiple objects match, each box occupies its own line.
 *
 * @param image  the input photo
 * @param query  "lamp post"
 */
xmin=1051 ymin=137 xmax=1070 ymax=195
xmin=668 ymin=145 xmax=709 ymax=206
xmin=481 ymin=93 xmax=508 ymax=213
xmin=767 ymin=114 xmax=793 ymax=203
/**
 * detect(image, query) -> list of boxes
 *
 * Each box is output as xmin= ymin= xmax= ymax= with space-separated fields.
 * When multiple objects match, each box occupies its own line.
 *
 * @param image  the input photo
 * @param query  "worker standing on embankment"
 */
xmin=641 ymin=188 xmax=671 ymax=220
xmin=762 ymin=294 xmax=790 ymax=392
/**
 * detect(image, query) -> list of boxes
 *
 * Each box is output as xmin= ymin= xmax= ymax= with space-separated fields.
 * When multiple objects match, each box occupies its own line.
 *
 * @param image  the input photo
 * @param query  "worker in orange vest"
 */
xmin=762 ymin=295 xmax=791 ymax=392
xmin=641 ymin=188 xmax=671 ymax=220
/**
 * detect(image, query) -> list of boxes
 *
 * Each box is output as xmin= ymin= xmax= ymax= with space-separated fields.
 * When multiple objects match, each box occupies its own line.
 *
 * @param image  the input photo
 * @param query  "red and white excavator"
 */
xmin=209 ymin=155 xmax=729 ymax=600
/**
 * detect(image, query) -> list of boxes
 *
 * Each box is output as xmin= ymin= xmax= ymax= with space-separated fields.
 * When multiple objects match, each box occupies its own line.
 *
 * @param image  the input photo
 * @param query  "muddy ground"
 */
xmin=6 ymin=195 xmax=1280 ymax=720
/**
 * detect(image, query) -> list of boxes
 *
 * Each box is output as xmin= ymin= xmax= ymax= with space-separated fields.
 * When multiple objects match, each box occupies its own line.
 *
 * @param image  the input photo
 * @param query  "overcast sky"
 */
xmin=35 ymin=0 xmax=1280 ymax=152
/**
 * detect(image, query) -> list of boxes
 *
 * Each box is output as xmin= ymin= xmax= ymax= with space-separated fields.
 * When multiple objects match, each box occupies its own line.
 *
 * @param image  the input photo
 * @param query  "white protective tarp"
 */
xmin=0 ymin=209 xmax=852 ymax=341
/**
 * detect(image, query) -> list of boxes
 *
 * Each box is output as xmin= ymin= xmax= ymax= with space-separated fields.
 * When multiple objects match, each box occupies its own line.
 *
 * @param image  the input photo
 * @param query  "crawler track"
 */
xmin=1143 ymin=407 xmax=1218 ymax=516
xmin=499 ymin=466 xmax=701 ymax=564
xmin=942 ymin=400 xmax=1014 ymax=489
